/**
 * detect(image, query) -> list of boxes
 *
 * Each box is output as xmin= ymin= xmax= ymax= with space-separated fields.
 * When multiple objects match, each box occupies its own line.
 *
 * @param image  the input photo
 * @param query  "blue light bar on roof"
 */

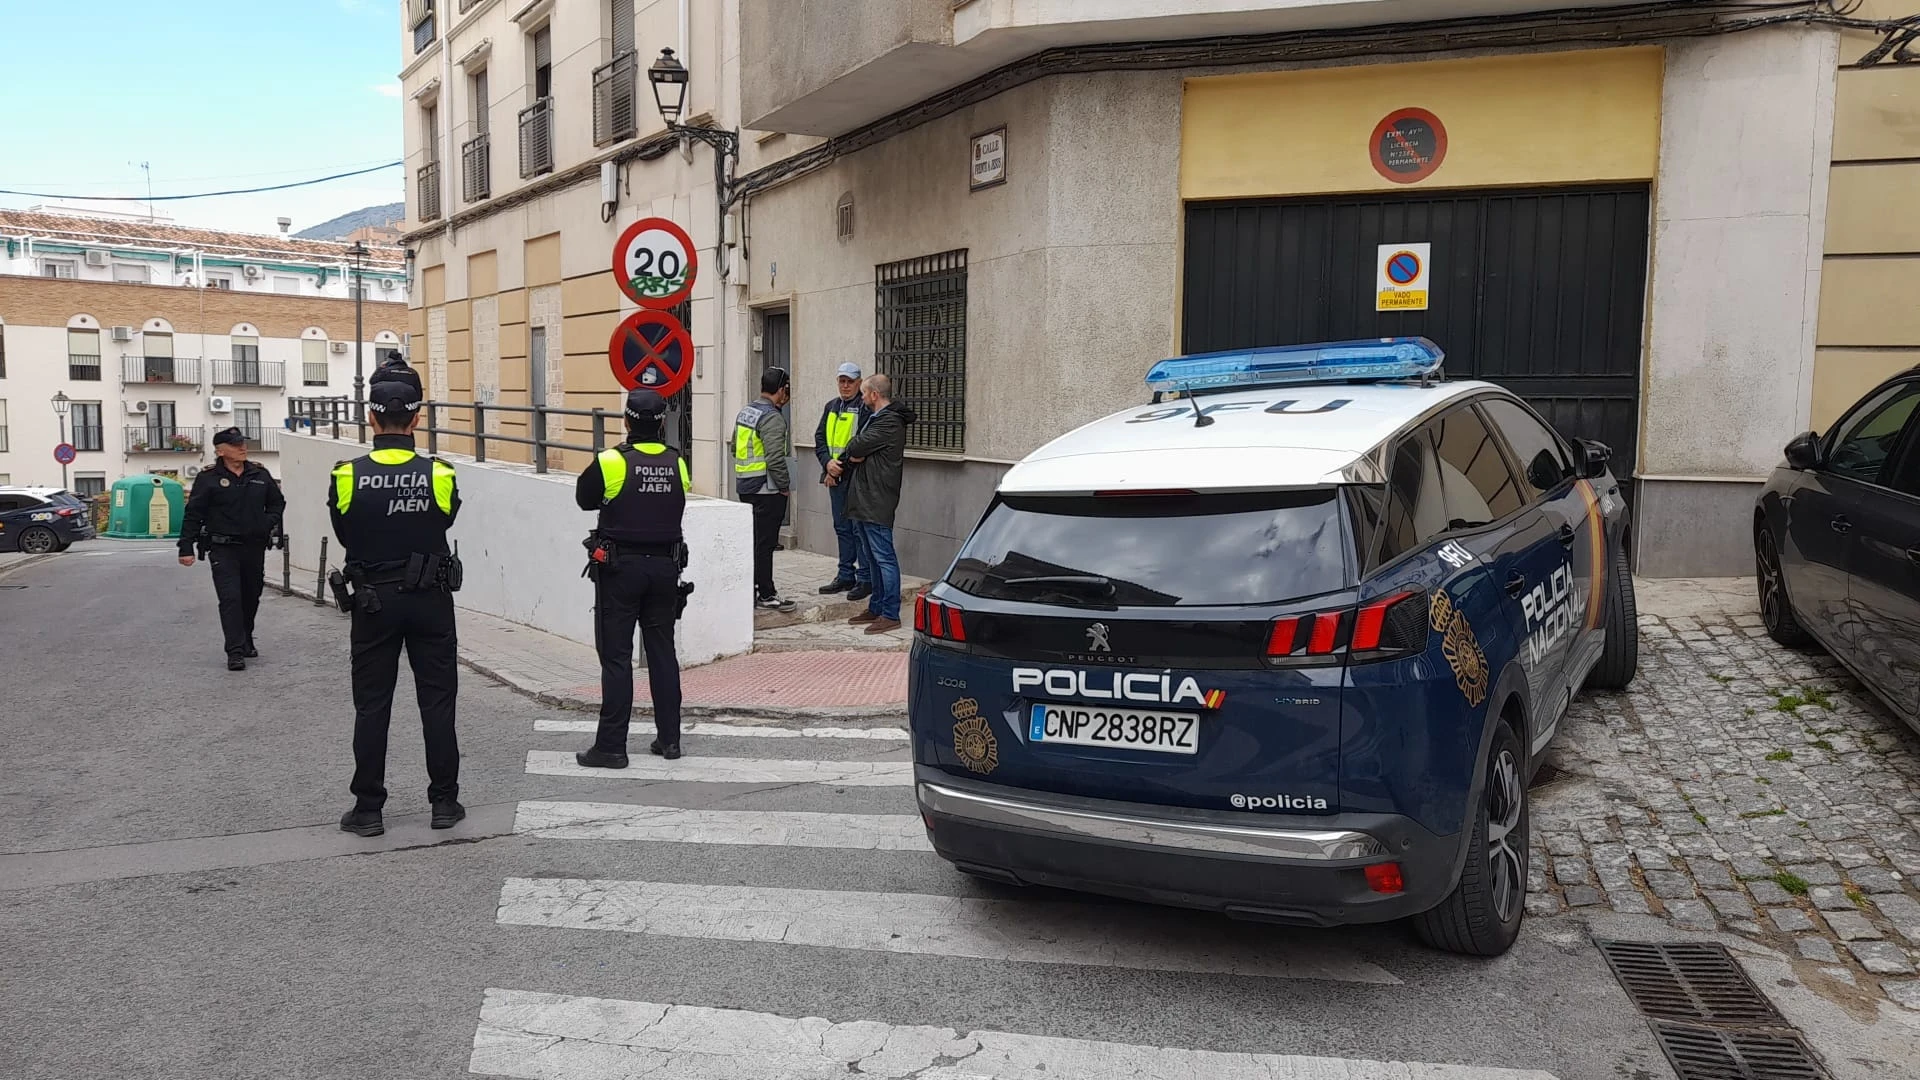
xmin=1144 ymin=337 xmax=1444 ymax=392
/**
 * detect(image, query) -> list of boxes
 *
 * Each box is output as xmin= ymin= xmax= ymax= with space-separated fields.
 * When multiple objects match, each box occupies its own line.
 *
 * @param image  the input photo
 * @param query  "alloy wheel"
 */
xmin=19 ymin=528 xmax=56 ymax=555
xmin=1485 ymin=748 xmax=1525 ymax=923
xmin=1757 ymin=532 xmax=1786 ymax=634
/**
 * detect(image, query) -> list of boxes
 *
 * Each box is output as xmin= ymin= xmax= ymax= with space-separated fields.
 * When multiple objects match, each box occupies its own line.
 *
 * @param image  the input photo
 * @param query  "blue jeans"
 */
xmin=827 ymin=480 xmax=869 ymax=586
xmin=856 ymin=521 xmax=900 ymax=621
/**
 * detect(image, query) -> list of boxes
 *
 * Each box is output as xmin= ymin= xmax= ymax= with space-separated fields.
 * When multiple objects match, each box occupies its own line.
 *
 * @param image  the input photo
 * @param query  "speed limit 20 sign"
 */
xmin=613 ymin=217 xmax=697 ymax=309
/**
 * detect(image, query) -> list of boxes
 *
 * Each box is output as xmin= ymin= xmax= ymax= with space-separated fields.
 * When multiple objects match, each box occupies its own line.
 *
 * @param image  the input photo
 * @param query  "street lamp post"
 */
xmin=346 ymin=240 xmax=370 ymax=439
xmin=50 ymin=391 xmax=71 ymax=490
xmin=648 ymin=48 xmax=740 ymax=208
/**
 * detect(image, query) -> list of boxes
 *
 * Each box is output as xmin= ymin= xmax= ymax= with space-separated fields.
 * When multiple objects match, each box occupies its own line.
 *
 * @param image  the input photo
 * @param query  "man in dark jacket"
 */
xmin=826 ymin=374 xmax=915 ymax=634
xmin=178 ymin=427 xmax=285 ymax=669
xmin=812 ymin=362 xmax=873 ymax=599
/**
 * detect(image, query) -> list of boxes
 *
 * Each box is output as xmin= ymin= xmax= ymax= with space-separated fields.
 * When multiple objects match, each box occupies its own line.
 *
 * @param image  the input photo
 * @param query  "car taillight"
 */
xmin=916 ymin=595 xmax=967 ymax=643
xmin=1364 ymin=863 xmax=1405 ymax=894
xmin=1266 ymin=591 xmax=1426 ymax=664
xmin=55 ymin=508 xmax=76 ymax=517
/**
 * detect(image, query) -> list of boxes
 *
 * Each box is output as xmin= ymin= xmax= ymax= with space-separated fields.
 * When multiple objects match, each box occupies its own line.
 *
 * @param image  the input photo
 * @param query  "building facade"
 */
xmin=0 ymin=209 xmax=406 ymax=493
xmin=400 ymin=0 xmax=1920 ymax=579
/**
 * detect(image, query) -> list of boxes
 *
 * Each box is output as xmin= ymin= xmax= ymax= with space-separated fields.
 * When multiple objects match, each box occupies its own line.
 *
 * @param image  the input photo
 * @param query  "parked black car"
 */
xmin=0 ymin=487 xmax=97 ymax=554
xmin=1755 ymin=368 xmax=1920 ymax=733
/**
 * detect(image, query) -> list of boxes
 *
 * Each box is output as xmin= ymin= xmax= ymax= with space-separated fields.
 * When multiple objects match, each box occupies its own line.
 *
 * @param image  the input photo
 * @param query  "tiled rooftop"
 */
xmin=0 ymin=209 xmax=406 ymax=271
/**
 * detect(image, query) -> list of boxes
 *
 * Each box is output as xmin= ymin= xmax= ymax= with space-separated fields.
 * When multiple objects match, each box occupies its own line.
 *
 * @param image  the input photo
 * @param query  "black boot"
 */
xmin=227 ymin=656 xmax=247 ymax=671
xmin=430 ymin=800 xmax=466 ymax=829
xmin=649 ymin=738 xmax=682 ymax=761
xmin=818 ymin=579 xmax=853 ymax=594
xmin=339 ymin=808 xmax=384 ymax=837
xmin=575 ymin=747 xmax=630 ymax=769
xmin=847 ymin=583 xmax=873 ymax=602
xmin=243 ymin=643 xmax=259 ymax=658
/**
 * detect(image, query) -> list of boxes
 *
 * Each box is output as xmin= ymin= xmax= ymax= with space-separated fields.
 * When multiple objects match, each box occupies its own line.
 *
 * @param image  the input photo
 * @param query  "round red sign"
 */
xmin=608 ymin=309 xmax=695 ymax=398
xmin=1370 ymin=108 xmax=1447 ymax=185
xmin=611 ymin=216 xmax=698 ymax=310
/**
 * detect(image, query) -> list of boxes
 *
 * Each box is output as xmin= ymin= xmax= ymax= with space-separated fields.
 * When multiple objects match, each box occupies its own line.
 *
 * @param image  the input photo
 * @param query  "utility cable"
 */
xmin=0 ymin=162 xmax=402 ymax=203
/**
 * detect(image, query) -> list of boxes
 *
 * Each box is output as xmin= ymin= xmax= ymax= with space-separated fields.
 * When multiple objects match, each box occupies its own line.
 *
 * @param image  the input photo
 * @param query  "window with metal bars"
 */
xmin=874 ymin=251 xmax=967 ymax=453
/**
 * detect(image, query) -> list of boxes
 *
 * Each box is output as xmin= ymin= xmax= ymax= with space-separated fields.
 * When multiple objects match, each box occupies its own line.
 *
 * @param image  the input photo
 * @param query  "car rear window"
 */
xmin=947 ymin=490 xmax=1350 ymax=608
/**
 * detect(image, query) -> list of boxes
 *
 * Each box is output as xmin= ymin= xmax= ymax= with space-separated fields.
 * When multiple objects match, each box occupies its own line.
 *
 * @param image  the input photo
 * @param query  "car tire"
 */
xmin=1755 ymin=527 xmax=1814 ymax=649
xmin=17 ymin=526 xmax=58 ymax=555
xmin=1587 ymin=540 xmax=1639 ymax=690
xmin=1412 ymin=719 xmax=1528 ymax=958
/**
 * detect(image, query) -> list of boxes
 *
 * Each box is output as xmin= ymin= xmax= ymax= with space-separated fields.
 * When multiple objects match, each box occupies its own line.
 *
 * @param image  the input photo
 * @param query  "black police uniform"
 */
xmin=329 ymin=376 xmax=465 ymax=835
xmin=575 ymin=389 xmax=689 ymax=765
xmin=179 ymin=429 xmax=285 ymax=668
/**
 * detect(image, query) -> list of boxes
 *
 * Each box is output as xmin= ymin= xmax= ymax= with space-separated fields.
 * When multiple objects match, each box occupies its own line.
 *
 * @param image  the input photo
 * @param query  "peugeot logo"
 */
xmin=1085 ymin=622 xmax=1112 ymax=653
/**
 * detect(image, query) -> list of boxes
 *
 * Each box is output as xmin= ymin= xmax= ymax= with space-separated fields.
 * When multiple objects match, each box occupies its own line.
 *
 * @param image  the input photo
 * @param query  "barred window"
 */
xmin=874 ymin=250 xmax=966 ymax=453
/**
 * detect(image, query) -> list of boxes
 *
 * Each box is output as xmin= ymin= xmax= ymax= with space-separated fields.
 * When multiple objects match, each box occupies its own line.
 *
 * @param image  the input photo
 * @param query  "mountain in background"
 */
xmin=294 ymin=202 xmax=405 ymax=241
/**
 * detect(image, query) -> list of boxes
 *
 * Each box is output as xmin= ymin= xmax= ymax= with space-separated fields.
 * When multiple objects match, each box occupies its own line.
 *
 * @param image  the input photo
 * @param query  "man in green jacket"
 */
xmin=734 ymin=366 xmax=795 ymax=612
xmin=827 ymin=373 xmax=916 ymax=634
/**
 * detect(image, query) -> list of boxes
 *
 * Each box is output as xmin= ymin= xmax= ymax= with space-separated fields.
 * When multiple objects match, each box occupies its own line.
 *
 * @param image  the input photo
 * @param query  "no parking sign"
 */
xmin=1376 ymin=243 xmax=1431 ymax=312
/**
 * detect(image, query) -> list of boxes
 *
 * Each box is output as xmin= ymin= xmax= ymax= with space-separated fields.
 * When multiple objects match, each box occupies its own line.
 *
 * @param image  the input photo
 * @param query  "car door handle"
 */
xmin=1505 ymin=571 xmax=1527 ymax=597
xmin=1831 ymin=516 xmax=1853 ymax=534
xmin=1557 ymin=523 xmax=1577 ymax=546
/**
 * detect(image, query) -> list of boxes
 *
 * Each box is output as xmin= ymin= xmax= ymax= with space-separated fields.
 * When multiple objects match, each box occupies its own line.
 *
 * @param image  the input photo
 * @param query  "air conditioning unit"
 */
xmin=330 ymin=341 xmax=350 ymax=354
xmin=183 ymin=464 xmax=202 ymax=478
xmin=85 ymin=249 xmax=109 ymax=267
xmin=124 ymin=400 xmax=149 ymax=415
xmin=209 ymin=396 xmax=234 ymax=413
xmin=379 ymin=277 xmax=396 ymax=291
xmin=109 ymin=326 xmax=134 ymax=342
xmin=242 ymin=264 xmax=263 ymax=279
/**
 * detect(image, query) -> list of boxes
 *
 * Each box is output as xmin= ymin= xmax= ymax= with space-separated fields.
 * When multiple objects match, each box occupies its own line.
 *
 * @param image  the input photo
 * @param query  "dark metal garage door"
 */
xmin=1181 ymin=184 xmax=1649 ymax=491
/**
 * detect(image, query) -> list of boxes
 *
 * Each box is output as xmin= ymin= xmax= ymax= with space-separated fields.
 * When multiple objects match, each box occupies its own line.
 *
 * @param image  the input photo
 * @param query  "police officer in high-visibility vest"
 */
xmin=735 ymin=366 xmax=794 ymax=612
xmin=574 ymin=388 xmax=691 ymax=766
xmin=812 ymin=362 xmax=873 ymax=599
xmin=328 ymin=364 xmax=465 ymax=838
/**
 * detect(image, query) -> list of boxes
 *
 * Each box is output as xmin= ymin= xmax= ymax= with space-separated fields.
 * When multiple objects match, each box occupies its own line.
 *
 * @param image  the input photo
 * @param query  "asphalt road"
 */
xmin=0 ymin=541 xmax=1678 ymax=1080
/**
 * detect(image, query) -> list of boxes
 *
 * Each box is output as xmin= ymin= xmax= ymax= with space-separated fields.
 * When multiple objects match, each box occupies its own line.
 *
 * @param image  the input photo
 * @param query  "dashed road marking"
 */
xmin=513 ymin=800 xmax=930 ymax=850
xmin=524 ymin=749 xmax=911 ymax=786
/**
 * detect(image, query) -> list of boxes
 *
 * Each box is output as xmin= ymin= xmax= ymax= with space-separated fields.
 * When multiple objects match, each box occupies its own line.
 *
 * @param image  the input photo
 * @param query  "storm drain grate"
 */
xmin=1597 ymin=940 xmax=1788 ymax=1026
xmin=1651 ymin=1022 xmax=1828 ymax=1080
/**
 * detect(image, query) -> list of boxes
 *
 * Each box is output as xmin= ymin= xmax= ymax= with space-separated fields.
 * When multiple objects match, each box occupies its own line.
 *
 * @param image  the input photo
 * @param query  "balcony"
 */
xmin=212 ymin=359 xmax=286 ymax=389
xmin=68 ymin=353 xmax=102 ymax=381
xmin=592 ymin=50 xmax=639 ymax=146
xmin=742 ymin=0 xmax=1661 ymax=136
xmin=519 ymin=97 xmax=554 ymax=178
xmin=417 ymin=160 xmax=443 ymax=222
xmin=244 ymin=428 xmax=282 ymax=453
xmin=122 ymin=356 xmax=201 ymax=385
xmin=462 ymin=132 xmax=491 ymax=201
xmin=125 ymin=425 xmax=203 ymax=455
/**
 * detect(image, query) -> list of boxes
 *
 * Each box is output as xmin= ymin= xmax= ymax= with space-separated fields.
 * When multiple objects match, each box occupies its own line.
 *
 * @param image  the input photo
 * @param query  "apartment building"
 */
xmin=0 ymin=209 xmax=407 ymax=492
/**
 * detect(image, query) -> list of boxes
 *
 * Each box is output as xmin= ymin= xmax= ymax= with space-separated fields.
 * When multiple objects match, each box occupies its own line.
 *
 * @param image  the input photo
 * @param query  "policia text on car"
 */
xmin=178 ymin=426 xmax=286 ymax=671
xmin=327 ymin=364 xmax=466 ymax=838
xmin=574 ymin=388 xmax=692 ymax=768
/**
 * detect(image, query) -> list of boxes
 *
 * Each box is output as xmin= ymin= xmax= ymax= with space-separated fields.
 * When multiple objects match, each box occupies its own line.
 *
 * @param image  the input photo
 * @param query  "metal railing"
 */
xmin=212 ymin=359 xmax=285 ymax=388
xmin=125 ymin=425 xmax=203 ymax=454
xmin=69 ymin=353 xmax=102 ymax=380
xmin=122 ymin=356 xmax=201 ymax=385
xmin=592 ymin=51 xmax=638 ymax=145
xmin=461 ymin=131 xmax=491 ymax=201
xmin=289 ymin=397 xmax=643 ymax=475
xmin=417 ymin=160 xmax=443 ymax=221
xmin=245 ymin=428 xmax=281 ymax=453
xmin=519 ymin=97 xmax=554 ymax=178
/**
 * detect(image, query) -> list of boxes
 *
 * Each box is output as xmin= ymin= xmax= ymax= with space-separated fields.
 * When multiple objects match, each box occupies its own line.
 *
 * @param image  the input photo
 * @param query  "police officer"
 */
xmin=328 ymin=364 xmax=465 ymax=837
xmin=178 ymin=426 xmax=285 ymax=670
xmin=574 ymin=388 xmax=690 ymax=766
xmin=735 ymin=366 xmax=794 ymax=611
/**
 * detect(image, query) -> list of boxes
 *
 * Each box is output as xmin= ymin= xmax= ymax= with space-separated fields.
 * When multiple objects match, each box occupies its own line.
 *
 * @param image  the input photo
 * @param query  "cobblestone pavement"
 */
xmin=1533 ymin=610 xmax=1920 ymax=1013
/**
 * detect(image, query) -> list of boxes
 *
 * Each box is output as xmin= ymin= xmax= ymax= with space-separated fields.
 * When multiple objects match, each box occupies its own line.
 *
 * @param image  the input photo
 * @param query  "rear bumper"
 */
xmin=916 ymin=769 xmax=1464 ymax=926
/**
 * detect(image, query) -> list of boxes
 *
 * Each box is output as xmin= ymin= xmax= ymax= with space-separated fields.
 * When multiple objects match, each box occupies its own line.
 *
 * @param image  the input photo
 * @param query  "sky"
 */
xmin=0 ymin=0 xmax=405 ymax=235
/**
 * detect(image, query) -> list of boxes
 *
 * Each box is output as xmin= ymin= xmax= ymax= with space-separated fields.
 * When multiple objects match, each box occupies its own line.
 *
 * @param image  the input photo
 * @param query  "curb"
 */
xmin=753 ymin=582 xmax=927 ymax=631
xmin=458 ymin=652 xmax=905 ymax=722
xmin=0 ymin=553 xmax=56 ymax=581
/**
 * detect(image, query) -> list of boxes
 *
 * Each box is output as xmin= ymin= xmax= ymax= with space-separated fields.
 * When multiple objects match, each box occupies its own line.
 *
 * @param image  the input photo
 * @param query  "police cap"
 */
xmin=212 ymin=426 xmax=247 ymax=448
xmin=370 ymin=359 xmax=423 ymax=393
xmin=624 ymin=388 xmax=668 ymax=422
xmin=368 ymin=379 xmax=423 ymax=415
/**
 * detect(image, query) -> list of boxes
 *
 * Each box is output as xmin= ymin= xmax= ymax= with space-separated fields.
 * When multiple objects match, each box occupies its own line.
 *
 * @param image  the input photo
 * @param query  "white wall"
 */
xmin=277 ymin=429 xmax=754 ymax=667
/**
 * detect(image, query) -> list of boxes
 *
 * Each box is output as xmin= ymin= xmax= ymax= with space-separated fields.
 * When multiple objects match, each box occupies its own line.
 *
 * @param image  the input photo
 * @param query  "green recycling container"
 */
xmin=105 ymin=474 xmax=186 ymax=539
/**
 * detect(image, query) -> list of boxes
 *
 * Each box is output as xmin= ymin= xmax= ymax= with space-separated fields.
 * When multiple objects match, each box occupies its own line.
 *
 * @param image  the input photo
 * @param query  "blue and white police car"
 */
xmin=908 ymin=338 xmax=1636 ymax=956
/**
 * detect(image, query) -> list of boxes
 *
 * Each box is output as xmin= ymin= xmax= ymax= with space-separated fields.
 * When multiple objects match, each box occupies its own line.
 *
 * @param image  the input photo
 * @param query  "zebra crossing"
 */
xmin=469 ymin=716 xmax=1568 ymax=1079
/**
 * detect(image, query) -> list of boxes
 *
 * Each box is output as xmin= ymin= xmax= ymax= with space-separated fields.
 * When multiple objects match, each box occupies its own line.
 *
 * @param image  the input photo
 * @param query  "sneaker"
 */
xmin=649 ymin=738 xmax=683 ymax=761
xmin=864 ymin=617 xmax=903 ymax=635
xmin=430 ymin=800 xmax=466 ymax=829
xmin=575 ymin=747 xmax=630 ymax=769
xmin=818 ymin=579 xmax=854 ymax=595
xmin=757 ymin=595 xmax=797 ymax=613
xmin=227 ymin=656 xmax=247 ymax=671
xmin=339 ymin=809 xmax=384 ymax=837
xmin=848 ymin=611 xmax=879 ymax=625
xmin=847 ymin=583 xmax=873 ymax=602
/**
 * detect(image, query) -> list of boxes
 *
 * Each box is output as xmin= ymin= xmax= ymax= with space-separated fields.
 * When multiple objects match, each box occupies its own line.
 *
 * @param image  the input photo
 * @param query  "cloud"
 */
xmin=374 ymin=83 xmax=403 ymax=99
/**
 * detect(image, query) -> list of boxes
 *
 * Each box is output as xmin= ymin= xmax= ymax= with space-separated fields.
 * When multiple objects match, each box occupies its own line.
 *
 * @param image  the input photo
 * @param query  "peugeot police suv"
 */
xmin=908 ymin=338 xmax=1636 ymax=957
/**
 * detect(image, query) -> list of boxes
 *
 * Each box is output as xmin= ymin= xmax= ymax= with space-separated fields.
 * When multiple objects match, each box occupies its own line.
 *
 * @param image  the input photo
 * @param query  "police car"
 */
xmin=908 ymin=338 xmax=1635 ymax=956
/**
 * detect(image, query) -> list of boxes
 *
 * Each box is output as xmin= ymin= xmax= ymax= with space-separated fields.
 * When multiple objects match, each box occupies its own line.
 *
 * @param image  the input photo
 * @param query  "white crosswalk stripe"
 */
xmin=524 ymin=749 xmax=911 ymax=786
xmin=533 ymin=718 xmax=909 ymax=739
xmin=470 ymin=988 xmax=1560 ymax=1080
xmin=495 ymin=876 xmax=1398 ymax=983
xmin=513 ymin=800 xmax=931 ymax=850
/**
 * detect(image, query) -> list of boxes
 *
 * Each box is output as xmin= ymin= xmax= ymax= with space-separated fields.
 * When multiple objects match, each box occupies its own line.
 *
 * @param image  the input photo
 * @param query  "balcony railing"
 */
xmin=69 ymin=353 xmax=102 ymax=380
xmin=125 ymin=425 xmax=203 ymax=454
xmin=592 ymin=51 xmax=638 ymax=145
xmin=462 ymin=132 xmax=491 ymax=202
xmin=122 ymin=356 xmax=200 ymax=385
xmin=244 ymin=428 xmax=282 ymax=453
xmin=212 ymin=359 xmax=285 ymax=388
xmin=417 ymin=160 xmax=443 ymax=222
xmin=519 ymin=97 xmax=554 ymax=178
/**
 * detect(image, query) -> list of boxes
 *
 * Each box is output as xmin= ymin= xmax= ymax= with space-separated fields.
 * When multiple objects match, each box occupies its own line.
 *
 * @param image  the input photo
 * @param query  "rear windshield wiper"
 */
xmin=1002 ymin=575 xmax=1114 ymax=592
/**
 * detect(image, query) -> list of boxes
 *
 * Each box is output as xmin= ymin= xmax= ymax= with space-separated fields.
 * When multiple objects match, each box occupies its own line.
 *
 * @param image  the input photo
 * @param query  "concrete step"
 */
xmin=754 ymin=546 xmax=928 ymax=632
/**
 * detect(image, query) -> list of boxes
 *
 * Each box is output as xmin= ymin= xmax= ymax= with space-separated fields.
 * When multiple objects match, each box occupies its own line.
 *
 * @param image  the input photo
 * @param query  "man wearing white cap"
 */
xmin=812 ymin=362 xmax=873 ymax=599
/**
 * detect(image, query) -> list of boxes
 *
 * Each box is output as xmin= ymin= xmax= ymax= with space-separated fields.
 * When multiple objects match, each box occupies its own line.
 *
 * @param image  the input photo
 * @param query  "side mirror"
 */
xmin=1527 ymin=449 xmax=1566 ymax=492
xmin=1784 ymin=431 xmax=1821 ymax=471
xmin=1575 ymin=439 xmax=1611 ymax=479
